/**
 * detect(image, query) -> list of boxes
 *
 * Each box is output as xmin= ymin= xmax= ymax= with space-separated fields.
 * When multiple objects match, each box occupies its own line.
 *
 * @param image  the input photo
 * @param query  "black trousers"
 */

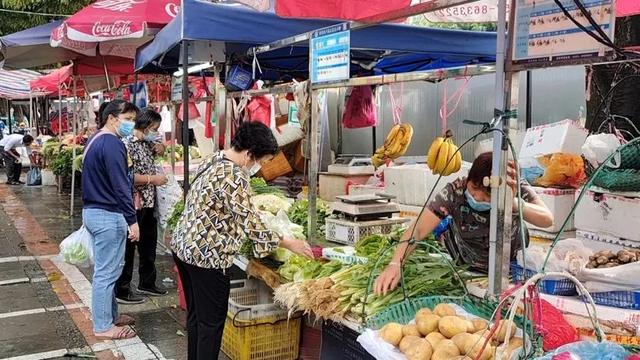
xmin=116 ymin=208 xmax=158 ymax=296
xmin=173 ymin=253 xmax=230 ymax=360
xmin=1 ymin=150 xmax=21 ymax=183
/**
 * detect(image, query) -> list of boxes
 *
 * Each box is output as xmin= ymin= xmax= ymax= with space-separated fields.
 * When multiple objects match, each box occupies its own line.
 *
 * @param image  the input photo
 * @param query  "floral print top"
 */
xmin=123 ymin=135 xmax=158 ymax=209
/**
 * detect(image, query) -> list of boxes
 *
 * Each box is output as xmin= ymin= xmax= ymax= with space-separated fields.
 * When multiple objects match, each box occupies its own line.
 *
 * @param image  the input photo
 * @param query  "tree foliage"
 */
xmin=0 ymin=0 xmax=92 ymax=36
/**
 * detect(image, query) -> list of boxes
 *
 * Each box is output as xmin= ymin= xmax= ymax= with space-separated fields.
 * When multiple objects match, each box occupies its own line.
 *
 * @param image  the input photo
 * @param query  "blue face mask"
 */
xmin=117 ymin=120 xmax=135 ymax=138
xmin=144 ymin=131 xmax=159 ymax=142
xmin=465 ymin=189 xmax=491 ymax=212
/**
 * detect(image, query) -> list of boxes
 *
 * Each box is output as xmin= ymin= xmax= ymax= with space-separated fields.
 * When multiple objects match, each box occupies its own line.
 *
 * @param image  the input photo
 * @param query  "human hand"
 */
xmin=128 ymin=223 xmax=140 ymax=242
xmin=374 ymin=262 xmax=402 ymax=296
xmin=154 ymin=143 xmax=166 ymax=156
xmin=282 ymin=237 xmax=313 ymax=258
xmin=152 ymin=175 xmax=168 ymax=186
xmin=507 ymin=160 xmax=518 ymax=198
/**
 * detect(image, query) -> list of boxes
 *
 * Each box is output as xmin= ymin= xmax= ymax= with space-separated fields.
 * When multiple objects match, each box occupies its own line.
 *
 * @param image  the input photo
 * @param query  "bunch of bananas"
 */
xmin=371 ymin=123 xmax=414 ymax=168
xmin=427 ymin=130 xmax=462 ymax=176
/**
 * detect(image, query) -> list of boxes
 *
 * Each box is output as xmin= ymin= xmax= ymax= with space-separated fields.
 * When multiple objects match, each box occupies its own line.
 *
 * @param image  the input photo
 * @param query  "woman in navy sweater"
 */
xmin=82 ymin=100 xmax=140 ymax=340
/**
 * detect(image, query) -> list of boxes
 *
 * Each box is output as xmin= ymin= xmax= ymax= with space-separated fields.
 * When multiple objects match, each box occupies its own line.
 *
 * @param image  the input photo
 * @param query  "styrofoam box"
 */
xmin=347 ymin=184 xmax=383 ymax=196
xmin=474 ymin=130 xmax=525 ymax=159
xmin=527 ymin=187 xmax=576 ymax=233
xmin=574 ymin=189 xmax=640 ymax=243
xmin=383 ymin=162 xmax=471 ymax=207
xmin=519 ymin=120 xmax=588 ymax=159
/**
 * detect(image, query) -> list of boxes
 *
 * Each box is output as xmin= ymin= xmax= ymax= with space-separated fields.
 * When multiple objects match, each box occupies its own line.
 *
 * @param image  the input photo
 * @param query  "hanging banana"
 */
xmin=427 ymin=130 xmax=462 ymax=176
xmin=371 ymin=123 xmax=414 ymax=168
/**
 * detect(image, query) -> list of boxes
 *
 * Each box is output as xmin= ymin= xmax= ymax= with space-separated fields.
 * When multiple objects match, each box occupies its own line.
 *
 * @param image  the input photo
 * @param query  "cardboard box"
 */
xmin=574 ymin=189 xmax=640 ymax=242
xmin=528 ymin=187 xmax=576 ymax=233
xmin=519 ymin=120 xmax=588 ymax=188
xmin=319 ymin=173 xmax=371 ymax=202
xmin=383 ymin=162 xmax=470 ymax=207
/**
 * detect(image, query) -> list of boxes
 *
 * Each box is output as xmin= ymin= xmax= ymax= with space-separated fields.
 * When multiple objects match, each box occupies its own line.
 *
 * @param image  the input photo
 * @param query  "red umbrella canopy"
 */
xmin=51 ymin=0 xmax=180 ymax=58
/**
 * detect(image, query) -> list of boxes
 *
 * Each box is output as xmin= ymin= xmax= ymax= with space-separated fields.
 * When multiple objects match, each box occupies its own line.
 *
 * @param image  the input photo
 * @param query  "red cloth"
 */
xmin=247 ymin=96 xmax=271 ymax=127
xmin=617 ymin=0 xmax=640 ymax=17
xmin=275 ymin=0 xmax=411 ymax=21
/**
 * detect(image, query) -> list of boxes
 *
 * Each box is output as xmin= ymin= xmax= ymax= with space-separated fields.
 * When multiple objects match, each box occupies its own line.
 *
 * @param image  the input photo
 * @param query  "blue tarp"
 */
xmin=0 ymin=21 xmax=80 ymax=70
xmin=135 ymin=0 xmax=496 ymax=77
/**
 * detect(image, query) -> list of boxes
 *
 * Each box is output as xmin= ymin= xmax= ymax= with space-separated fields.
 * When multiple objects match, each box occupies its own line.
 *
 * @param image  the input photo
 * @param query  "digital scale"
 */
xmin=326 ymin=155 xmax=375 ymax=175
xmin=332 ymin=194 xmax=400 ymax=221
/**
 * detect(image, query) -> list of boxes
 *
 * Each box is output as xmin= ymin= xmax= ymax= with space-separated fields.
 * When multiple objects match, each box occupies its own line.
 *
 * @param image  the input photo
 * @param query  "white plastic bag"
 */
xmin=582 ymin=133 xmax=622 ymax=168
xmin=577 ymin=261 xmax=640 ymax=292
xmin=517 ymin=239 xmax=592 ymax=276
xmin=156 ymin=172 xmax=183 ymax=229
xmin=59 ymin=226 xmax=94 ymax=268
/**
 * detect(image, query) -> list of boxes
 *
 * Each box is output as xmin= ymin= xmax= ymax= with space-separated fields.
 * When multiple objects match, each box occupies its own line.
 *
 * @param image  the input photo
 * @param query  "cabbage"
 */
xmin=63 ymin=242 xmax=90 ymax=265
xmin=272 ymin=247 xmax=293 ymax=262
xmin=252 ymin=194 xmax=292 ymax=214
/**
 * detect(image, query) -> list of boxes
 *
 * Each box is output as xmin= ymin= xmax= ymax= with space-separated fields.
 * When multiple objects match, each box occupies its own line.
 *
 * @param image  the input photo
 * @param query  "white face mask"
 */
xmin=247 ymin=162 xmax=262 ymax=176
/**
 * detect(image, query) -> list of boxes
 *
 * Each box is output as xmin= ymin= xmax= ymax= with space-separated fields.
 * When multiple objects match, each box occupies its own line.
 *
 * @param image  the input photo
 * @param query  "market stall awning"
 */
xmin=135 ymin=0 xmax=496 ymax=77
xmin=0 ymin=21 xmax=80 ymax=70
xmin=51 ymin=0 xmax=180 ymax=58
xmin=0 ymin=68 xmax=41 ymax=99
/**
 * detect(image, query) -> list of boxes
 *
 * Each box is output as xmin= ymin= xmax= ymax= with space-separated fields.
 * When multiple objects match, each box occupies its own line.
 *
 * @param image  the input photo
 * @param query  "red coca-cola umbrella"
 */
xmin=51 ymin=0 xmax=180 ymax=58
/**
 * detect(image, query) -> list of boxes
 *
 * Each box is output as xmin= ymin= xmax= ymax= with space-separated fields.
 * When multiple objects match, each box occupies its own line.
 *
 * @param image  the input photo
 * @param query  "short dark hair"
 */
xmin=98 ymin=100 xmax=139 ymax=129
xmin=231 ymin=121 xmax=278 ymax=159
xmin=467 ymin=152 xmax=492 ymax=191
xmin=135 ymin=109 xmax=162 ymax=130
xmin=23 ymin=134 xmax=34 ymax=144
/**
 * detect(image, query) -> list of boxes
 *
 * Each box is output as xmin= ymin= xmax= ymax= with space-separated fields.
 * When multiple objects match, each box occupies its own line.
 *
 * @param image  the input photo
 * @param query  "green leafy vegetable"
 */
xmin=279 ymin=255 xmax=322 ymax=282
xmin=250 ymin=177 xmax=285 ymax=196
xmin=287 ymin=199 xmax=330 ymax=238
xmin=63 ymin=242 xmax=90 ymax=265
xmin=167 ymin=200 xmax=184 ymax=231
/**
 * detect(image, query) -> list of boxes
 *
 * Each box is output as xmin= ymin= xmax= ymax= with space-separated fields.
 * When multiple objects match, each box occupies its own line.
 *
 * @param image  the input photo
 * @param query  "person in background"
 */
xmin=374 ymin=152 xmax=554 ymax=295
xmin=0 ymin=119 xmax=5 ymax=139
xmin=0 ymin=133 xmax=34 ymax=185
xmin=115 ymin=109 xmax=169 ymax=304
xmin=82 ymin=100 xmax=140 ymax=340
xmin=171 ymin=121 xmax=314 ymax=360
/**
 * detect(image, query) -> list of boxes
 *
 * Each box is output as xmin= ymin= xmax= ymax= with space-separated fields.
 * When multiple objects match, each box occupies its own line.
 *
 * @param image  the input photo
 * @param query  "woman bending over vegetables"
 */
xmin=375 ymin=152 xmax=553 ymax=295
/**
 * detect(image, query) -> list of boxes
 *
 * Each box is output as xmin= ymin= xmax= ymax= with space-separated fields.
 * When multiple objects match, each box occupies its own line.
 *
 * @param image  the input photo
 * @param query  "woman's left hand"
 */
xmin=154 ymin=143 xmax=166 ymax=156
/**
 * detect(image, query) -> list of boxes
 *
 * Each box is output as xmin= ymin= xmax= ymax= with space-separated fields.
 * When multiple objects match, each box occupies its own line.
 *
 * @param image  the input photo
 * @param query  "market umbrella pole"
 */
xmin=70 ymin=77 xmax=78 ymax=216
xmin=181 ymin=41 xmax=190 ymax=195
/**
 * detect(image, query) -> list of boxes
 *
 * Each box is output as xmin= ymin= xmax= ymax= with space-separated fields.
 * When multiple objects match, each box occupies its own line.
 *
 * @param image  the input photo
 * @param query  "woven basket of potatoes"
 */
xmin=376 ymin=303 xmax=523 ymax=360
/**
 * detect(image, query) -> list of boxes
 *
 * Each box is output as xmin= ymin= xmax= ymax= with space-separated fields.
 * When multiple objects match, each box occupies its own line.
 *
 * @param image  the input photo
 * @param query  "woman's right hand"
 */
xmin=374 ymin=262 xmax=401 ymax=296
xmin=128 ymin=223 xmax=140 ymax=242
xmin=282 ymin=237 xmax=313 ymax=258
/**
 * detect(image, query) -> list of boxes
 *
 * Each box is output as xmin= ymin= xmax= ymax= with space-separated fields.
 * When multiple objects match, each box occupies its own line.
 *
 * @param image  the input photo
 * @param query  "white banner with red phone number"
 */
xmin=420 ymin=0 xmax=509 ymax=23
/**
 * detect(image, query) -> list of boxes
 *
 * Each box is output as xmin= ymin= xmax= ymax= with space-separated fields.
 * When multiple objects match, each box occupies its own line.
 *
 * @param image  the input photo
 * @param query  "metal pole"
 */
xmin=170 ymin=104 xmax=176 ymax=175
xmin=133 ymin=73 xmax=138 ymax=106
xmin=58 ymin=86 xmax=62 ymax=136
xmin=488 ymin=0 xmax=517 ymax=296
xmin=29 ymin=93 xmax=33 ymax=131
xmin=224 ymin=63 xmax=232 ymax=149
xmin=525 ymin=71 xmax=532 ymax=129
xmin=308 ymin=87 xmax=320 ymax=242
xmin=70 ymin=77 xmax=78 ymax=216
xmin=213 ymin=66 xmax=222 ymax=150
xmin=181 ymin=41 xmax=190 ymax=195
xmin=7 ymin=100 xmax=12 ymax=134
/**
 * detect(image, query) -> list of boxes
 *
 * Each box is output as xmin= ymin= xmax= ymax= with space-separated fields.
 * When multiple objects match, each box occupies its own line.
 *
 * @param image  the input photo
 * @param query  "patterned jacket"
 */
xmin=171 ymin=151 xmax=279 ymax=269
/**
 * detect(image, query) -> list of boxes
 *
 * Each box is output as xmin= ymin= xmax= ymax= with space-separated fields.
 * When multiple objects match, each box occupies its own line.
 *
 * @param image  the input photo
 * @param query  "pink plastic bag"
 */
xmin=342 ymin=85 xmax=377 ymax=129
xmin=247 ymin=95 xmax=271 ymax=127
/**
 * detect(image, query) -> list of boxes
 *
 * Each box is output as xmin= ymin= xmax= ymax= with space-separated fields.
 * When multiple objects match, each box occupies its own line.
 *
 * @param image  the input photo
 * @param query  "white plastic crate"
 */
xmin=228 ymin=279 xmax=288 ymax=322
xmin=325 ymin=217 xmax=409 ymax=245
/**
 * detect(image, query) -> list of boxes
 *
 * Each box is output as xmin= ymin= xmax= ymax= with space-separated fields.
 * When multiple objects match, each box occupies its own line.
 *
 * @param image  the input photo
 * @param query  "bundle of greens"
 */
xmin=287 ymin=199 xmax=331 ymax=238
xmin=278 ymin=255 xmax=322 ymax=282
xmin=250 ymin=177 xmax=285 ymax=196
xmin=355 ymin=234 xmax=390 ymax=258
xmin=166 ymin=200 xmax=184 ymax=231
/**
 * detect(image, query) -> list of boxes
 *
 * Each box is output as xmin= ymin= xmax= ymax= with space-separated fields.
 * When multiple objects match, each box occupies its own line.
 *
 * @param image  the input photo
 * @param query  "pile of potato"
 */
xmin=586 ymin=250 xmax=640 ymax=269
xmin=378 ymin=303 xmax=523 ymax=360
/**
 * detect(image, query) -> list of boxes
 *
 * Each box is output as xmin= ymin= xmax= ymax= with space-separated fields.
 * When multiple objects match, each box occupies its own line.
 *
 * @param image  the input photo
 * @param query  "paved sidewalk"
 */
xmin=0 ymin=185 xmax=217 ymax=360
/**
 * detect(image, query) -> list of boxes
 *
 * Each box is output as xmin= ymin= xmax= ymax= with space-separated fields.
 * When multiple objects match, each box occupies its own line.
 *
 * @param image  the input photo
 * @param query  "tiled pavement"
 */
xmin=0 ymin=184 xmax=234 ymax=360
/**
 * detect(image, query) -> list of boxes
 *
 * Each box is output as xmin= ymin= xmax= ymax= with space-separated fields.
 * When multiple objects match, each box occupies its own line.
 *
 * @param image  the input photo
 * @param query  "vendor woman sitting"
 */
xmin=374 ymin=152 xmax=554 ymax=295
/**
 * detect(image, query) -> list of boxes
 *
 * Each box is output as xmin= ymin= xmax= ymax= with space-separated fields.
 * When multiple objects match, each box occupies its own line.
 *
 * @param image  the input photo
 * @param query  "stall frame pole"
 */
xmin=181 ymin=41 xmax=191 ymax=196
xmin=7 ymin=99 xmax=12 ymax=134
xmin=70 ymin=77 xmax=78 ymax=216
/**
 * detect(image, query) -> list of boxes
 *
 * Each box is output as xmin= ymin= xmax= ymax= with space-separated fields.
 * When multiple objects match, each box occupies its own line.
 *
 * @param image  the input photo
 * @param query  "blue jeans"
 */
xmin=83 ymin=208 xmax=127 ymax=333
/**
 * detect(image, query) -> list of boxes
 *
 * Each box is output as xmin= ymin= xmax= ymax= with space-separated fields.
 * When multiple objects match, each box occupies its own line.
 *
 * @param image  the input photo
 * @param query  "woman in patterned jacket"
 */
xmin=171 ymin=121 xmax=313 ymax=360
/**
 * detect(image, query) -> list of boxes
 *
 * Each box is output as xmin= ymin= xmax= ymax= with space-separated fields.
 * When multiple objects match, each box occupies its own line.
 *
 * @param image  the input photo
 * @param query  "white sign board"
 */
xmin=422 ymin=0 xmax=509 ymax=23
xmin=512 ymin=0 xmax=615 ymax=66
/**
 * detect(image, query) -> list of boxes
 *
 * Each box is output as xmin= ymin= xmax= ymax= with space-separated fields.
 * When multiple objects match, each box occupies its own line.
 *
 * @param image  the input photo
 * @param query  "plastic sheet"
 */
xmin=155 ymin=171 xmax=183 ymax=229
xmin=517 ymin=239 xmax=592 ymax=276
xmin=534 ymin=341 xmax=629 ymax=360
xmin=577 ymin=261 xmax=640 ymax=293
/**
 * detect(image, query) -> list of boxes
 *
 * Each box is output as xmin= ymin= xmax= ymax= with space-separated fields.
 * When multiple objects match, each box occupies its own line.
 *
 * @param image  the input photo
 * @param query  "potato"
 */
xmin=472 ymin=318 xmax=489 ymax=332
xmin=493 ymin=320 xmax=517 ymax=343
xmin=434 ymin=303 xmax=457 ymax=317
xmin=416 ymin=314 xmax=441 ymax=336
xmin=379 ymin=322 xmax=403 ymax=346
xmin=425 ymin=332 xmax=446 ymax=349
xmin=404 ymin=338 xmax=433 ymax=360
xmin=403 ymin=324 xmax=421 ymax=337
xmin=439 ymin=316 xmax=469 ymax=338
xmin=399 ymin=335 xmax=422 ymax=353
xmin=432 ymin=339 xmax=461 ymax=360
xmin=415 ymin=308 xmax=433 ymax=318
xmin=452 ymin=333 xmax=477 ymax=353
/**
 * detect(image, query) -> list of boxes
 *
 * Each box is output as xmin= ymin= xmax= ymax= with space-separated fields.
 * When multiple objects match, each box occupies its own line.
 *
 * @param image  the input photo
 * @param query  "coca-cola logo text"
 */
xmin=92 ymin=20 xmax=133 ymax=37
xmin=93 ymin=0 xmax=144 ymax=12
xmin=165 ymin=3 xmax=180 ymax=17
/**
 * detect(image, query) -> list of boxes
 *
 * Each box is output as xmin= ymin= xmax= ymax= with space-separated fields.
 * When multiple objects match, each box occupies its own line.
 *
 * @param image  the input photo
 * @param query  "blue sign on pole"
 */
xmin=310 ymin=23 xmax=351 ymax=84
